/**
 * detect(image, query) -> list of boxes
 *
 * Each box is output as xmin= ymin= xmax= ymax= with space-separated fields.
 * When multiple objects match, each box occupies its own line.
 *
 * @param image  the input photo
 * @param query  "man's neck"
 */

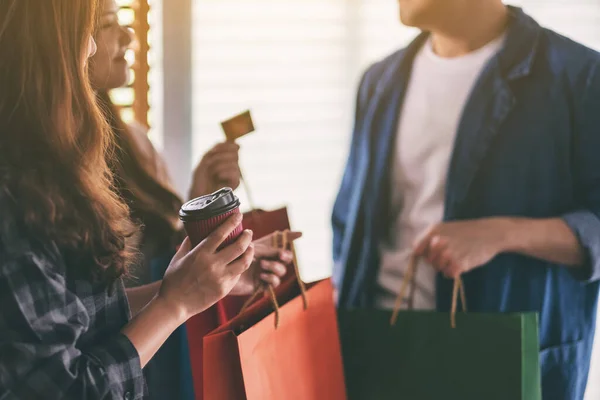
xmin=429 ymin=2 xmax=509 ymax=58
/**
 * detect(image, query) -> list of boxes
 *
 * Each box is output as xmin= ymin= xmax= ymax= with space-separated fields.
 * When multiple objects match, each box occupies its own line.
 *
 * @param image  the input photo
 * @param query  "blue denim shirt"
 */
xmin=332 ymin=8 xmax=600 ymax=400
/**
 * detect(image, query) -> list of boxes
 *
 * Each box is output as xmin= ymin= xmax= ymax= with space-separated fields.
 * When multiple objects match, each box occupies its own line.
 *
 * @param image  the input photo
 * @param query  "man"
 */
xmin=332 ymin=1 xmax=600 ymax=398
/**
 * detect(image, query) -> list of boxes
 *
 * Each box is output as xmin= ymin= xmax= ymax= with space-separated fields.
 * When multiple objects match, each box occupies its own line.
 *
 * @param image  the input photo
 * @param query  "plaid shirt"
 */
xmin=0 ymin=190 xmax=147 ymax=399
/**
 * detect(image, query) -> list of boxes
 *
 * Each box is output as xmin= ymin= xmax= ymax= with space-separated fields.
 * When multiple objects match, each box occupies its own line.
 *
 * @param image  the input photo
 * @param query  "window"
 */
xmin=114 ymin=0 xmax=152 ymax=128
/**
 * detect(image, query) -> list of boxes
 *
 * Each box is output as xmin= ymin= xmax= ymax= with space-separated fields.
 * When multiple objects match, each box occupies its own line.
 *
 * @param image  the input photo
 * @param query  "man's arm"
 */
xmin=416 ymin=61 xmax=600 ymax=280
xmin=504 ymin=218 xmax=585 ymax=267
xmin=558 ymin=59 xmax=600 ymax=281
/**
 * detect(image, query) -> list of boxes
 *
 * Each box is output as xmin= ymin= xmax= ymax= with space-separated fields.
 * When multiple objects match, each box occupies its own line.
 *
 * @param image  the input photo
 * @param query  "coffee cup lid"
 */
xmin=179 ymin=187 xmax=240 ymax=221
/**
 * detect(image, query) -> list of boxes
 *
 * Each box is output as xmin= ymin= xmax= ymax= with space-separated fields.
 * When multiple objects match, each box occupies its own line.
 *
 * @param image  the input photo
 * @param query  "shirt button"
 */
xmin=124 ymin=392 xmax=132 ymax=400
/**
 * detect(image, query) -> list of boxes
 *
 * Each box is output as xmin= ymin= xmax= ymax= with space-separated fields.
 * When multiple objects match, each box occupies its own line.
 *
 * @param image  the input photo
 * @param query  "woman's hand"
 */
xmin=229 ymin=231 xmax=302 ymax=296
xmin=189 ymin=142 xmax=241 ymax=198
xmin=158 ymin=213 xmax=254 ymax=321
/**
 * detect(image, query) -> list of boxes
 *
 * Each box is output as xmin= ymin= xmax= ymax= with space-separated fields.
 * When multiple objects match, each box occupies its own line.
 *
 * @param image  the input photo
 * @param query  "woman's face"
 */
xmin=89 ymin=0 xmax=133 ymax=90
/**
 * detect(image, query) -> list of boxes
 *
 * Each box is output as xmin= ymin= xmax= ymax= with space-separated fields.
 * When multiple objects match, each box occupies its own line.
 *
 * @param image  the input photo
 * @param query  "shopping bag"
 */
xmin=203 ymin=234 xmax=347 ymax=400
xmin=204 ymin=278 xmax=347 ymax=400
xmin=186 ymin=304 xmax=223 ymax=400
xmin=186 ymin=212 xmax=292 ymax=399
xmin=217 ymin=208 xmax=292 ymax=323
xmin=338 ymin=257 xmax=542 ymax=400
xmin=242 ymin=207 xmax=290 ymax=239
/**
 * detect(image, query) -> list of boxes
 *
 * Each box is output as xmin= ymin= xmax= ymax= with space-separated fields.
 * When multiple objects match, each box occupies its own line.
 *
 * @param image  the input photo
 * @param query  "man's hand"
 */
xmin=413 ymin=218 xmax=512 ymax=278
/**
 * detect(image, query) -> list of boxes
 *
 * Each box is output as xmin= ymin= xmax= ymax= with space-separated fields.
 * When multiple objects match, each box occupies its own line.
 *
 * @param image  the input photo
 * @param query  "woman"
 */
xmin=89 ymin=4 xmax=279 ymax=396
xmin=0 ymin=1 xmax=288 ymax=399
xmin=90 ymin=0 xmax=243 ymax=287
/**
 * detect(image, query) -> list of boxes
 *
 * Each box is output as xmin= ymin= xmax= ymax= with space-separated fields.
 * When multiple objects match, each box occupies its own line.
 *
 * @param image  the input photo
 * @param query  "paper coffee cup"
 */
xmin=179 ymin=187 xmax=243 ymax=248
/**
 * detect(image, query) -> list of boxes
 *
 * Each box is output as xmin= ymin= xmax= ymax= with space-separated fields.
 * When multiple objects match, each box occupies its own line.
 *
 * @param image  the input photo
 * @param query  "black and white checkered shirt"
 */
xmin=0 ymin=190 xmax=147 ymax=399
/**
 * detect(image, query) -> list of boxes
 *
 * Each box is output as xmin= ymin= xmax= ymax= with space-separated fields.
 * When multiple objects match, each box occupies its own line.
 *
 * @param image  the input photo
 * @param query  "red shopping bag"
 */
xmin=217 ymin=207 xmax=292 ymax=323
xmin=185 ymin=303 xmax=223 ymax=400
xmin=242 ymin=207 xmax=290 ymax=239
xmin=203 ymin=277 xmax=347 ymax=400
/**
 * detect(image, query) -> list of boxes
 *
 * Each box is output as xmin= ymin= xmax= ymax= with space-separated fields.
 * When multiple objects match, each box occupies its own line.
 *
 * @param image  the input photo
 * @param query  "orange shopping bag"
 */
xmin=203 ymin=277 xmax=347 ymax=400
xmin=187 ymin=209 xmax=293 ymax=399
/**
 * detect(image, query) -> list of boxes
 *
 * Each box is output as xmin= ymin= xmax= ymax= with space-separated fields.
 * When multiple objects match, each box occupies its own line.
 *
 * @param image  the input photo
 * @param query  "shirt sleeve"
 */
xmin=0 ymin=251 xmax=145 ymax=400
xmin=561 ymin=59 xmax=600 ymax=282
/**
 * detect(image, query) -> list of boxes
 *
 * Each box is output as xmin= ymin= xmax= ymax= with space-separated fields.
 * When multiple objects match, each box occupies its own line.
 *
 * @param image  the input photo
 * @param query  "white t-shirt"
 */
xmin=376 ymin=34 xmax=505 ymax=310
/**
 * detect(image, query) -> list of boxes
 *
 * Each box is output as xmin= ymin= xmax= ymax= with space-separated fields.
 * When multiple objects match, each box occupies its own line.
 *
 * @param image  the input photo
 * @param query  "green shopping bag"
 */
xmin=338 ymin=257 xmax=541 ymax=400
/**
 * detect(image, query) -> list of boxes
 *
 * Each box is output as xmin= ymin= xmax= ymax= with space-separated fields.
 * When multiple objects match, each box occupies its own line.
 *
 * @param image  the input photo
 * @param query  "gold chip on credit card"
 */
xmin=220 ymin=110 xmax=255 ymax=141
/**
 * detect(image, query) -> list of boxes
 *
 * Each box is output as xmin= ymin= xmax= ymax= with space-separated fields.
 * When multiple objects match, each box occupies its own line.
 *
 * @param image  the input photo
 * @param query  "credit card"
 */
xmin=221 ymin=110 xmax=255 ymax=141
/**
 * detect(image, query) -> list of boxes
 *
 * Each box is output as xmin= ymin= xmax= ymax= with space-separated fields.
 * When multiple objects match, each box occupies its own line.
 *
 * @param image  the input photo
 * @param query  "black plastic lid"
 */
xmin=179 ymin=187 xmax=240 ymax=222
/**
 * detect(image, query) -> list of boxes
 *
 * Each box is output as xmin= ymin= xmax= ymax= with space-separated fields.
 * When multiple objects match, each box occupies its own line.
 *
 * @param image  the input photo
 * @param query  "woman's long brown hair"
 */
xmin=0 ymin=0 xmax=137 ymax=284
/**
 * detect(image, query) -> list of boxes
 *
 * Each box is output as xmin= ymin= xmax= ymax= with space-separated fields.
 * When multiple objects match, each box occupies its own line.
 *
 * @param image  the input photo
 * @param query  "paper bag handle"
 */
xmin=389 ymin=254 xmax=467 ymax=328
xmin=273 ymin=230 xmax=308 ymax=309
xmin=239 ymin=230 xmax=308 ymax=328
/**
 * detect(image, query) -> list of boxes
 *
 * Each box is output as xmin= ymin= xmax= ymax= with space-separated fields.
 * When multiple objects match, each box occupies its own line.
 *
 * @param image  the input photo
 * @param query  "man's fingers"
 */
xmin=427 ymin=236 xmax=447 ymax=265
xmin=413 ymin=225 xmax=438 ymax=256
xmin=439 ymin=249 xmax=453 ymax=271
xmin=414 ymin=235 xmax=431 ymax=258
